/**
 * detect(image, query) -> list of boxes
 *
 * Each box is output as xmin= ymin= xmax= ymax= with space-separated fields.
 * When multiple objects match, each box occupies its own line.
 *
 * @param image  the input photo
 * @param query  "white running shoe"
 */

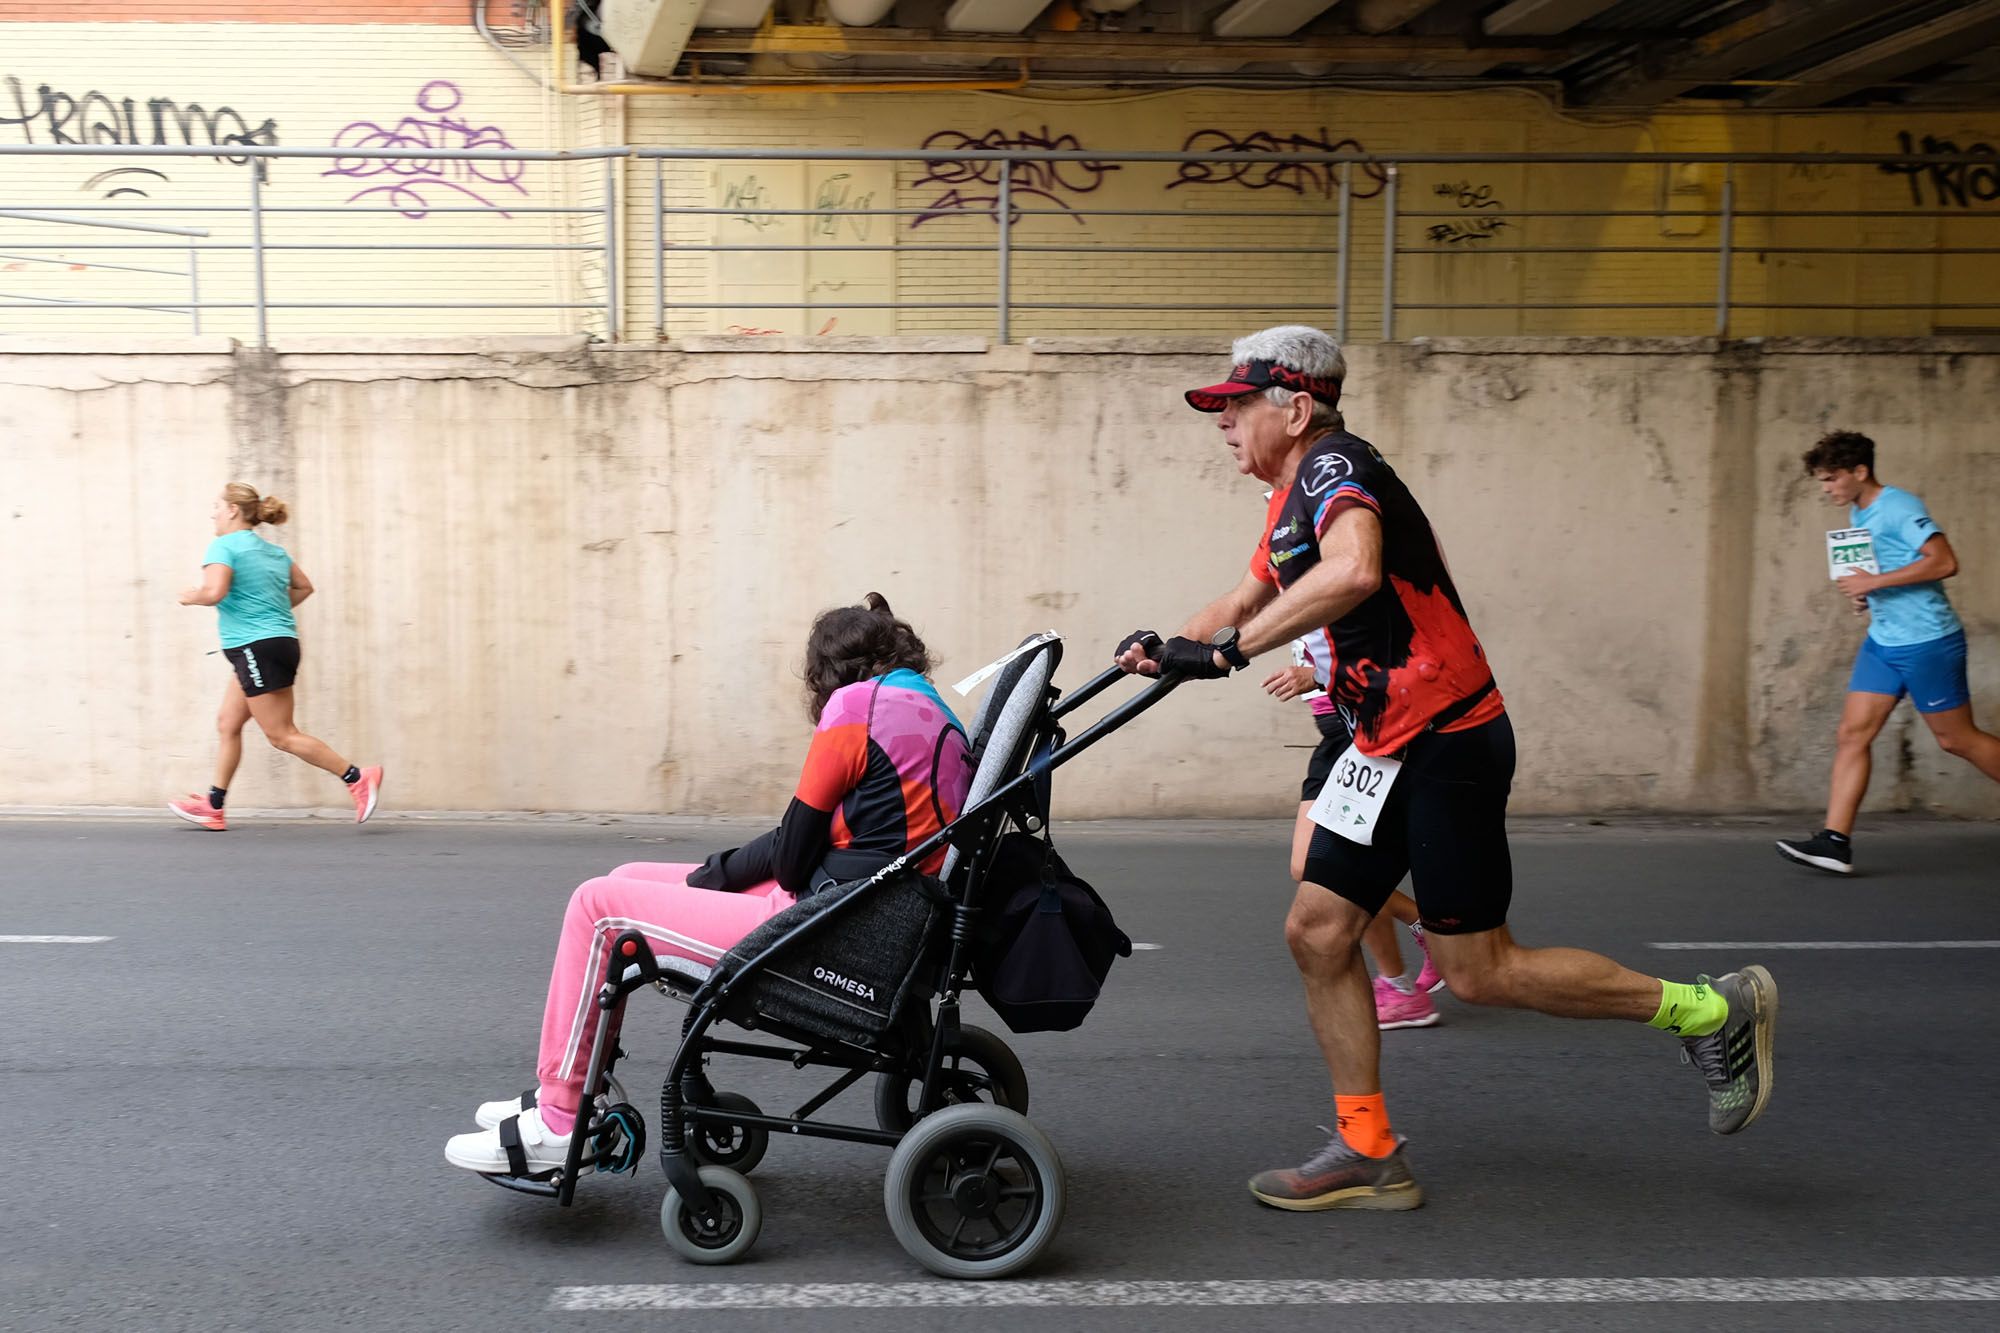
xmin=445 ymin=1106 xmax=572 ymax=1175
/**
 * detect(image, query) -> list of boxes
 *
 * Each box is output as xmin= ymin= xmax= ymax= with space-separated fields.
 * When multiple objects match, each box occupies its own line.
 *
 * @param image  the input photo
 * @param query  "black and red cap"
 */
xmin=1185 ymin=358 xmax=1342 ymax=413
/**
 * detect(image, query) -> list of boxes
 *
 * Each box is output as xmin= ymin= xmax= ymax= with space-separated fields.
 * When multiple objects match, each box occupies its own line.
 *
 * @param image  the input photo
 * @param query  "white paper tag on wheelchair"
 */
xmin=1307 ymin=744 xmax=1402 ymax=847
xmin=953 ymin=631 xmax=1062 ymax=697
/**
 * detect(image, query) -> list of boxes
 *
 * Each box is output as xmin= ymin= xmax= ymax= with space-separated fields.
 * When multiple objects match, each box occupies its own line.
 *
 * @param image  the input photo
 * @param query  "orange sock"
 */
xmin=1334 ymin=1092 xmax=1397 ymax=1158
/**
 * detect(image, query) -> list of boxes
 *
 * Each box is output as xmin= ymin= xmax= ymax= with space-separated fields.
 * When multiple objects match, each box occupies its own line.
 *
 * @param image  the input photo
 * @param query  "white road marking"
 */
xmin=0 ymin=935 xmax=113 ymax=944
xmin=551 ymin=1277 xmax=2000 ymax=1310
xmin=1131 ymin=942 xmax=1165 ymax=951
xmin=1651 ymin=940 xmax=2000 ymax=950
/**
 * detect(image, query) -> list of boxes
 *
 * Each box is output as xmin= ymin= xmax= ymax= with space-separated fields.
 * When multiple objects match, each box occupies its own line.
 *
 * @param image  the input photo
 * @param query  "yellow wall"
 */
xmin=6 ymin=23 xmax=2000 ymax=340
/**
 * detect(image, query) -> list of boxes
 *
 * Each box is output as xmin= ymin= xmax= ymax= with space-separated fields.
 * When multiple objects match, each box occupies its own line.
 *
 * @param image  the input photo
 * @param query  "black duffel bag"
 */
xmin=975 ymin=832 xmax=1131 ymax=1034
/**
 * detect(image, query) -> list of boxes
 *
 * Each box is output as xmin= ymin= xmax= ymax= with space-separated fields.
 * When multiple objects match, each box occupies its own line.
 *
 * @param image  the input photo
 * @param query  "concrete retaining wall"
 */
xmin=4 ymin=335 xmax=1995 ymax=818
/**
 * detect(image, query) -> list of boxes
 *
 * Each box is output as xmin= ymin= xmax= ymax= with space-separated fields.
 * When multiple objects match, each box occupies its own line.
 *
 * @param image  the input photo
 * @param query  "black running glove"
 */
xmin=1155 ymin=635 xmax=1231 ymax=679
xmin=1114 ymin=629 xmax=1161 ymax=661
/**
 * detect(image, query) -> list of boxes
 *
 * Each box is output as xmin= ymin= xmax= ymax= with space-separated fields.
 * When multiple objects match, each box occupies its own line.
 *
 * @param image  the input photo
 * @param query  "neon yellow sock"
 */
xmin=1648 ymin=978 xmax=1728 ymax=1037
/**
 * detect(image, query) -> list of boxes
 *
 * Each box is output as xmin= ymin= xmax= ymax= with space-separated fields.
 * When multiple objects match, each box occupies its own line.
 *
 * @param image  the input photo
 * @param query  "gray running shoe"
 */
xmin=1679 ymin=966 xmax=1778 ymax=1135
xmin=1248 ymin=1130 xmax=1423 ymax=1211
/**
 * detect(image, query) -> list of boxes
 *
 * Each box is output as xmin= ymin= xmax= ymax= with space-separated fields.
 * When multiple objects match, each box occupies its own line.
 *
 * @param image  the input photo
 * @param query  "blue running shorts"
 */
xmin=1848 ymin=630 xmax=1970 ymax=714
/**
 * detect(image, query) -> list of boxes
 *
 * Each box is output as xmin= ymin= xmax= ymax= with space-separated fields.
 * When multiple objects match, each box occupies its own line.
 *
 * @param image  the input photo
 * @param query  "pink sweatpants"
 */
xmin=534 ymin=861 xmax=796 ymax=1133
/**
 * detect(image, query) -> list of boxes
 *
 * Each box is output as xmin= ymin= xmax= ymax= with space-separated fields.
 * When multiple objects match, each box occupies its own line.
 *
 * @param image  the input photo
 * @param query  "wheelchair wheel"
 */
xmin=685 ymin=1090 xmax=769 ymax=1175
xmin=661 ymin=1165 xmax=762 ymax=1265
xmin=874 ymin=1025 xmax=1029 ymax=1132
xmin=883 ymin=1103 xmax=1065 ymax=1280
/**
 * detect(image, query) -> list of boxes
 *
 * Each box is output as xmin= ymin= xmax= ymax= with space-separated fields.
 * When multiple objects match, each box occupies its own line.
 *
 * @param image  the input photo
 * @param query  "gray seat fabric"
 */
xmin=940 ymin=637 xmax=1060 ymax=880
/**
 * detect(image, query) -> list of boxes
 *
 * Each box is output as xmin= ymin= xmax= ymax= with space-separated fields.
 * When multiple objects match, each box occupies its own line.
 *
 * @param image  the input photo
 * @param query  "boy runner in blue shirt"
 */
xmin=1778 ymin=431 xmax=2000 ymax=874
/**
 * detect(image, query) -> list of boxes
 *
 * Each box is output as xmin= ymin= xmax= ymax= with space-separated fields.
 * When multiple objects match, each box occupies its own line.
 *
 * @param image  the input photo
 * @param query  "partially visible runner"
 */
xmin=1265 ymin=647 xmax=1440 ymax=1029
xmin=1114 ymin=325 xmax=1778 ymax=1212
xmin=1776 ymin=431 xmax=2000 ymax=875
xmin=170 ymin=483 xmax=381 ymax=830
xmin=444 ymin=593 xmax=972 ymax=1175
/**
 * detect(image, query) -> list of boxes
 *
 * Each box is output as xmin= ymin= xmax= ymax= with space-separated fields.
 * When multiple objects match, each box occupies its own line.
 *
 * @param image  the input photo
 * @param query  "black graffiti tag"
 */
xmin=912 ymin=126 xmax=1119 ymax=228
xmin=1169 ymin=129 xmax=1387 ymax=200
xmin=1 ymin=75 xmax=278 ymax=167
xmin=1880 ymin=131 xmax=2000 ymax=208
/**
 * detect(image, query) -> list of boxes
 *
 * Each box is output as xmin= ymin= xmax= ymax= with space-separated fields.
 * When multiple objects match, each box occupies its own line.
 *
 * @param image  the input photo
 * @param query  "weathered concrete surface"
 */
xmin=2 ymin=337 xmax=1995 ymax=817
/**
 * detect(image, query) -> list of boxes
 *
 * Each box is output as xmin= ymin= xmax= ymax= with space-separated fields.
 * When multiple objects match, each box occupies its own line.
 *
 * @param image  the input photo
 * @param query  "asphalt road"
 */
xmin=3 ymin=814 xmax=1997 ymax=1332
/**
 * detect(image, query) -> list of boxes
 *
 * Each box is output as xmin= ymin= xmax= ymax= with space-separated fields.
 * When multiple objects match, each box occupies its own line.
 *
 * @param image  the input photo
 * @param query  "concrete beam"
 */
xmin=1577 ymin=0 xmax=1885 ymax=107
xmin=1347 ymin=0 xmax=1448 ymax=35
xmin=1755 ymin=0 xmax=2000 ymax=108
xmin=1211 ymin=0 xmax=1344 ymax=40
xmin=601 ymin=0 xmax=711 ymax=78
xmin=1482 ymin=0 xmax=1619 ymax=38
xmin=681 ymin=24 xmax=1558 ymax=64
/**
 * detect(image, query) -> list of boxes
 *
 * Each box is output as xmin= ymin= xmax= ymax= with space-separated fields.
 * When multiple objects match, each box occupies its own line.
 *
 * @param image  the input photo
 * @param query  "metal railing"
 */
xmin=5 ymin=142 xmax=1999 ymax=343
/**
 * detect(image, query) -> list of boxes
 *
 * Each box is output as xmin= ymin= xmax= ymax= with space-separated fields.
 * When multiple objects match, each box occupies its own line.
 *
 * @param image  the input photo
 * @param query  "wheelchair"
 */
xmin=475 ymin=633 xmax=1181 ymax=1278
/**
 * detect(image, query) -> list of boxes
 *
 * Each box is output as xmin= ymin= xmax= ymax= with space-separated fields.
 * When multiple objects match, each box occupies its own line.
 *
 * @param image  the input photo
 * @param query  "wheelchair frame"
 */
xmin=479 ymin=656 xmax=1181 ymax=1246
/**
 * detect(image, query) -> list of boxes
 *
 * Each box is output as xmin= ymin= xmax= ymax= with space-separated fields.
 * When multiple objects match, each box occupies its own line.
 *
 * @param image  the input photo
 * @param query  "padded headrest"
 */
xmin=941 ymin=635 xmax=1062 ymax=880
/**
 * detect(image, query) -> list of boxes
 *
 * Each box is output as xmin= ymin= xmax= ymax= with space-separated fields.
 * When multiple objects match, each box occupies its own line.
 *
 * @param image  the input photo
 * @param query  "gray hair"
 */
xmin=1232 ymin=324 xmax=1346 ymax=432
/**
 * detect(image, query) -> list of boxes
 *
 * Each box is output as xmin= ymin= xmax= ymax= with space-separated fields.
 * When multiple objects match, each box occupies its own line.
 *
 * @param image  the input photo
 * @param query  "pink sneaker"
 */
xmin=1373 ymin=976 xmax=1439 ymax=1030
xmin=349 ymin=765 xmax=383 ymax=824
xmin=167 ymin=794 xmax=226 ymax=832
xmin=1411 ymin=924 xmax=1446 ymax=995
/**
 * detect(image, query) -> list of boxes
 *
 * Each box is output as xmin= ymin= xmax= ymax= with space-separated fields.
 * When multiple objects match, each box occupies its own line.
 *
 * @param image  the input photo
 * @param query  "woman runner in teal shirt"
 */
xmin=170 ymin=482 xmax=382 ymax=831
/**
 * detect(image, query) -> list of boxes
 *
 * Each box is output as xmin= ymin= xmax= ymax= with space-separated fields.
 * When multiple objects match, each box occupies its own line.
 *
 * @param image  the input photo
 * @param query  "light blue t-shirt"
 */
xmin=1850 ymin=485 xmax=1959 ymax=647
xmin=202 ymin=529 xmax=297 ymax=649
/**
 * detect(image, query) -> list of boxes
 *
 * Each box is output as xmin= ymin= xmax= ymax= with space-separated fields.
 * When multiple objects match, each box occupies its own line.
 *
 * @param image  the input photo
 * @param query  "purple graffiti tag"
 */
xmin=1169 ymin=129 xmax=1387 ymax=200
xmin=911 ymin=126 xmax=1119 ymax=228
xmin=323 ymin=81 xmax=527 ymax=219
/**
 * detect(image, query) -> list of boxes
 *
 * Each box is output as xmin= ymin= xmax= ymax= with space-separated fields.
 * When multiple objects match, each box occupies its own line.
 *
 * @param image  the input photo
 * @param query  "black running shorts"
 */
xmin=1301 ymin=712 xmax=1515 ymax=936
xmin=1300 ymin=710 xmax=1348 ymax=803
xmin=223 ymin=636 xmax=301 ymax=697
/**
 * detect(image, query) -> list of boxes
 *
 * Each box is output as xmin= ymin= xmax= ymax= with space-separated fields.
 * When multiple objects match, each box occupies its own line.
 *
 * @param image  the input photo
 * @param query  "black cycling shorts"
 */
xmin=1300 ymin=709 xmax=1348 ymax=802
xmin=223 ymin=636 xmax=300 ymax=697
xmin=1301 ymin=712 xmax=1515 ymax=936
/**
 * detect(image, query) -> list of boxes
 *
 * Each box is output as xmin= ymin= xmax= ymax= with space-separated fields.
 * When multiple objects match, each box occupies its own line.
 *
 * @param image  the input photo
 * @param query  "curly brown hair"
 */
xmin=1802 ymin=430 xmax=1875 ymax=477
xmin=802 ymin=593 xmax=935 ymax=722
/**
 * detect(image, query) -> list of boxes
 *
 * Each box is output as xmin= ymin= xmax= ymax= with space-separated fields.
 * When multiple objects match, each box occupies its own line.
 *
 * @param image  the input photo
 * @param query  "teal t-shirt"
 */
xmin=1850 ymin=485 xmax=1960 ymax=647
xmin=202 ymin=529 xmax=297 ymax=649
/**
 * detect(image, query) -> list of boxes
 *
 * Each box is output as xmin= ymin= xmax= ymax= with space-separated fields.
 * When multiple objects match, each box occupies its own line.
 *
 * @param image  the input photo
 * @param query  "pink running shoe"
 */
xmin=350 ymin=765 xmax=383 ymax=824
xmin=167 ymin=794 xmax=226 ymax=832
xmin=1411 ymin=923 xmax=1447 ymax=995
xmin=1373 ymin=976 xmax=1440 ymax=1030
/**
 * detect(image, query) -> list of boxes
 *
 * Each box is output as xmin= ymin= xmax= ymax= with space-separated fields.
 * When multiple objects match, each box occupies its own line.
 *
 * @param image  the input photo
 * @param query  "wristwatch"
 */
xmin=1211 ymin=625 xmax=1251 ymax=671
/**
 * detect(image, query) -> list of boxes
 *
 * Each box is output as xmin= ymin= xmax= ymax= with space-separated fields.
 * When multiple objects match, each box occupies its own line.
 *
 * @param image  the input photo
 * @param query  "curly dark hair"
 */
xmin=802 ymin=593 xmax=935 ymax=722
xmin=1803 ymin=430 xmax=1875 ymax=476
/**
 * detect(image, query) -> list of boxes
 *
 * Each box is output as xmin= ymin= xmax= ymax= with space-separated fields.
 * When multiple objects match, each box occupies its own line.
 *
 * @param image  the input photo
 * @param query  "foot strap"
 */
xmin=498 ymin=1115 xmax=529 ymax=1177
xmin=519 ymin=1087 xmax=537 ymax=1111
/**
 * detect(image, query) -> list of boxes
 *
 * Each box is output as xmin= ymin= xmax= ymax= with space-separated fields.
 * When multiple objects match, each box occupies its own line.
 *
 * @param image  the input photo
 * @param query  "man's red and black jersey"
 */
xmin=1252 ymin=430 xmax=1504 ymax=757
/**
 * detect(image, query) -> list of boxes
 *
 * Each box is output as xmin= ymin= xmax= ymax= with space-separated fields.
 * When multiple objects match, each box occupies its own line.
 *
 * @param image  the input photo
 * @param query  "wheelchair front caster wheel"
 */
xmin=883 ymin=1103 xmax=1065 ymax=1279
xmin=875 ymin=1024 xmax=1029 ymax=1132
xmin=686 ymin=1090 xmax=769 ymax=1174
xmin=662 ymin=1165 xmax=762 ymax=1265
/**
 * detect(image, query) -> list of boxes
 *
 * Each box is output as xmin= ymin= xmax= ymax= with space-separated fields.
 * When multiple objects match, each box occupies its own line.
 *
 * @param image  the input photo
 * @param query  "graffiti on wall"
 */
xmin=1 ymin=75 xmax=278 ymax=189
xmin=1425 ymin=179 xmax=1509 ymax=244
xmin=1880 ymin=131 xmax=2000 ymax=208
xmin=1169 ymin=129 xmax=1387 ymax=200
xmin=911 ymin=126 xmax=1120 ymax=228
xmin=325 ymin=81 xmax=527 ymax=219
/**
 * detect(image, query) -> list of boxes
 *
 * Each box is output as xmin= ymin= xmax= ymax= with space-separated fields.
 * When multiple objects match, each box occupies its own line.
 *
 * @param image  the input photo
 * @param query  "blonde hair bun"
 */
xmin=258 ymin=496 xmax=290 ymax=526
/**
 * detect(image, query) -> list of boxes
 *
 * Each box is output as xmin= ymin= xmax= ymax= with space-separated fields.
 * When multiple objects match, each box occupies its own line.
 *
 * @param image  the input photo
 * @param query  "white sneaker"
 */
xmin=445 ymin=1106 xmax=572 ymax=1175
xmin=474 ymin=1074 xmax=623 ymax=1130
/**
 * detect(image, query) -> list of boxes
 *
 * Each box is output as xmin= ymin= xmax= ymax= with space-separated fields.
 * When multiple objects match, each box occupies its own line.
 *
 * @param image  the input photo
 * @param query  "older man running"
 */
xmin=1114 ymin=325 xmax=1778 ymax=1211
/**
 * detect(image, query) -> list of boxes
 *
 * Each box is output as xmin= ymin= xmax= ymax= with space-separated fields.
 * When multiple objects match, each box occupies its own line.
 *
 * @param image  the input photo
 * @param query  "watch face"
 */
xmin=1210 ymin=627 xmax=1236 ymax=648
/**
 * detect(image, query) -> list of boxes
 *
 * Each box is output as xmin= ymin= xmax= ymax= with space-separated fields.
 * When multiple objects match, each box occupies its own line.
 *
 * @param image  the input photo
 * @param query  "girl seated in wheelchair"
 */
xmin=445 ymin=594 xmax=972 ymax=1176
